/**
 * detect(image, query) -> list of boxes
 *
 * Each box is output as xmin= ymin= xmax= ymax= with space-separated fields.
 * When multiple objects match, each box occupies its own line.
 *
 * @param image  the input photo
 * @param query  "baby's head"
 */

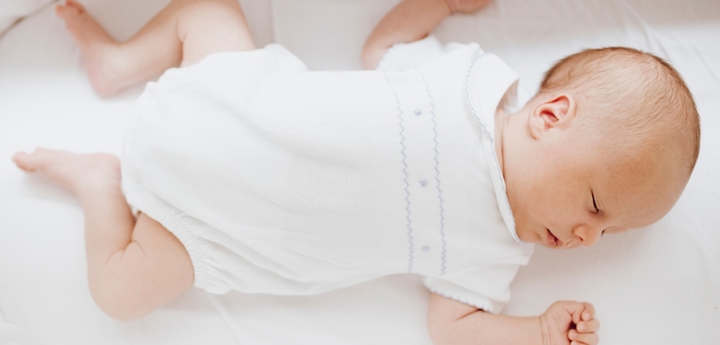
xmin=502 ymin=47 xmax=700 ymax=248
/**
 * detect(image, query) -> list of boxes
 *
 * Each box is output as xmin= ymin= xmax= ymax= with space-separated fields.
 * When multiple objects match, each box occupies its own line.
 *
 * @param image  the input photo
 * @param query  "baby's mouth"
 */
xmin=545 ymin=228 xmax=560 ymax=248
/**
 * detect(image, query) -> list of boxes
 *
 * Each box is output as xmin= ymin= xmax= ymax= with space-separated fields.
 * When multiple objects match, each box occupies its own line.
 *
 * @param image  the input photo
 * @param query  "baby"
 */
xmin=12 ymin=0 xmax=700 ymax=344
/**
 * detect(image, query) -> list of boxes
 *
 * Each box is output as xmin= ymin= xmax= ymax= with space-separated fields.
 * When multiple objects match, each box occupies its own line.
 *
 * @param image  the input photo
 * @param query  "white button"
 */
xmin=421 ymin=246 xmax=430 ymax=252
xmin=419 ymin=179 xmax=428 ymax=187
xmin=414 ymin=109 xmax=422 ymax=116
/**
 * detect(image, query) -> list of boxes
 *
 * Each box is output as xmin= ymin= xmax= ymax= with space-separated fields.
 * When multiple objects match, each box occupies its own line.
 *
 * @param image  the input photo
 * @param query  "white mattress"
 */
xmin=0 ymin=0 xmax=718 ymax=344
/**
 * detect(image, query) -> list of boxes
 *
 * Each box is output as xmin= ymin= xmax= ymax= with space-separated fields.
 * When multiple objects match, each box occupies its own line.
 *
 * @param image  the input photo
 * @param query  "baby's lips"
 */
xmin=544 ymin=228 xmax=558 ymax=247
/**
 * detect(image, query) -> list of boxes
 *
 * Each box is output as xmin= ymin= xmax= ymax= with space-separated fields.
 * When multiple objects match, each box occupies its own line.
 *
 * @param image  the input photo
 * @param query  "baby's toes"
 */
xmin=65 ymin=0 xmax=86 ymax=12
xmin=55 ymin=3 xmax=80 ymax=19
xmin=12 ymin=151 xmax=39 ymax=172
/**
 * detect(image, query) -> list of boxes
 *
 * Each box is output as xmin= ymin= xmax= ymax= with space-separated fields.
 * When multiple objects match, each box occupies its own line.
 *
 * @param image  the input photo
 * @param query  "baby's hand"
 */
xmin=443 ymin=0 xmax=492 ymax=14
xmin=540 ymin=301 xmax=600 ymax=345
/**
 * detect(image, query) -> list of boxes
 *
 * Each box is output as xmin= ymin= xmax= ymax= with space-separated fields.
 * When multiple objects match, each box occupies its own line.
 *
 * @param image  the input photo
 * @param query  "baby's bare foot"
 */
xmin=13 ymin=148 xmax=121 ymax=198
xmin=56 ymin=0 xmax=124 ymax=97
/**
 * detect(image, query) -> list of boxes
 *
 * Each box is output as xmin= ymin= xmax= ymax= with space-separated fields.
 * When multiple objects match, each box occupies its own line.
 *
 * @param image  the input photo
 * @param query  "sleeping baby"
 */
xmin=12 ymin=0 xmax=700 ymax=344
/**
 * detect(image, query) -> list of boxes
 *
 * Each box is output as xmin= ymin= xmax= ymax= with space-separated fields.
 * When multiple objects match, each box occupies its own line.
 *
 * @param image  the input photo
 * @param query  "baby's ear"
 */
xmin=528 ymin=94 xmax=575 ymax=139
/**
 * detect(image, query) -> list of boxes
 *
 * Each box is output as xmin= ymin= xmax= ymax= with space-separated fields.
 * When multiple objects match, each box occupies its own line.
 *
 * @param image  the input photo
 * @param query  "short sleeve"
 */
xmin=423 ymin=256 xmax=528 ymax=313
xmin=376 ymin=35 xmax=478 ymax=72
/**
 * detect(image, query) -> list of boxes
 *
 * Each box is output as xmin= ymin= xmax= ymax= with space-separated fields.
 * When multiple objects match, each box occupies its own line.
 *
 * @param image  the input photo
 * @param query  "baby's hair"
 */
xmin=537 ymin=47 xmax=700 ymax=174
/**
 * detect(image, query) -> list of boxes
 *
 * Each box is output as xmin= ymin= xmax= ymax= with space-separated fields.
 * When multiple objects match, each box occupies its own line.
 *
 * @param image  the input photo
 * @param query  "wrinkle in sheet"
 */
xmin=691 ymin=45 xmax=720 ymax=89
xmin=614 ymin=0 xmax=672 ymax=58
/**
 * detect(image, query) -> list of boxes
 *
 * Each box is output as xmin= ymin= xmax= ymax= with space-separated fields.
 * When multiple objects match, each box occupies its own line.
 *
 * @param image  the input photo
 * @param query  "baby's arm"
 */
xmin=362 ymin=0 xmax=491 ymax=69
xmin=428 ymin=293 xmax=600 ymax=345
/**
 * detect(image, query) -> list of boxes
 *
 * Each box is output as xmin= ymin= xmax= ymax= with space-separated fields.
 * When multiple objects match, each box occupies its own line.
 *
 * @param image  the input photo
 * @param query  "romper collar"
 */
xmin=464 ymin=50 xmax=524 ymax=243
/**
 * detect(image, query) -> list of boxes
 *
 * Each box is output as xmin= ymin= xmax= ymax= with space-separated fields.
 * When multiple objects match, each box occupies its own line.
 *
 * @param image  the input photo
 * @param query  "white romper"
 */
xmin=121 ymin=37 xmax=535 ymax=313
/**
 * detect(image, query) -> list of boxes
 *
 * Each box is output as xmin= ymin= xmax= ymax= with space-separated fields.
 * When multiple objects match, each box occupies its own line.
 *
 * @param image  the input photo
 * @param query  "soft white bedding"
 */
xmin=0 ymin=0 xmax=718 ymax=344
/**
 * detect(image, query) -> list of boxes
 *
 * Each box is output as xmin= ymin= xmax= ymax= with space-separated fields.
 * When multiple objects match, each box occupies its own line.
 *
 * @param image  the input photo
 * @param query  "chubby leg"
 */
xmin=57 ymin=0 xmax=255 ymax=97
xmin=13 ymin=149 xmax=193 ymax=321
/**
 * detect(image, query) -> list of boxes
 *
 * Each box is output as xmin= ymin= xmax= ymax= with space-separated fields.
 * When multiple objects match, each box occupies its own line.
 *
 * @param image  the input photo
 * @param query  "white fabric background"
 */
xmin=0 ymin=0 xmax=53 ymax=34
xmin=0 ymin=0 xmax=718 ymax=344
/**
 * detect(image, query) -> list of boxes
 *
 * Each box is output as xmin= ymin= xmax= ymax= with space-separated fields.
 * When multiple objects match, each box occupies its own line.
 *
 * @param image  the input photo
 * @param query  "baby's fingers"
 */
xmin=569 ymin=330 xmax=599 ymax=345
xmin=581 ymin=302 xmax=596 ymax=322
xmin=576 ymin=319 xmax=600 ymax=333
xmin=572 ymin=302 xmax=595 ymax=324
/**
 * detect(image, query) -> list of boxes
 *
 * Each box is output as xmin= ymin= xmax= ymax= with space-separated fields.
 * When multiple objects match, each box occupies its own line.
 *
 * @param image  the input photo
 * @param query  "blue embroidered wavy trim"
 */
xmin=417 ymin=67 xmax=447 ymax=275
xmin=384 ymin=71 xmax=415 ymax=273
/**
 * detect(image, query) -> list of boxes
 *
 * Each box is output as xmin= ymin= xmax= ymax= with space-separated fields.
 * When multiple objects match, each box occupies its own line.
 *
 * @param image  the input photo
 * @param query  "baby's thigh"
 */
xmin=128 ymin=213 xmax=194 ymax=289
xmin=177 ymin=0 xmax=256 ymax=66
xmin=98 ymin=213 xmax=194 ymax=320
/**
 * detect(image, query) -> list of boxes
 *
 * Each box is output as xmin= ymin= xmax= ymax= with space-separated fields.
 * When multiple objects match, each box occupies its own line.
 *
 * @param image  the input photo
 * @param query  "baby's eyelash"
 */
xmin=592 ymin=192 xmax=599 ymax=213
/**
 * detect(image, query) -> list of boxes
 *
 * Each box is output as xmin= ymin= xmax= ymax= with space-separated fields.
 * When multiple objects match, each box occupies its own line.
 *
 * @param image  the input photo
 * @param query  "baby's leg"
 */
xmin=13 ymin=149 xmax=194 ymax=321
xmin=57 ymin=0 xmax=255 ymax=97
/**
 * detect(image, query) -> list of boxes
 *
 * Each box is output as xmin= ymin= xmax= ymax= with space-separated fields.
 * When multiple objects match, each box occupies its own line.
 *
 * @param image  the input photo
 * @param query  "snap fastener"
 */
xmin=419 ymin=179 xmax=428 ymax=187
xmin=414 ymin=109 xmax=422 ymax=116
xmin=421 ymin=246 xmax=430 ymax=252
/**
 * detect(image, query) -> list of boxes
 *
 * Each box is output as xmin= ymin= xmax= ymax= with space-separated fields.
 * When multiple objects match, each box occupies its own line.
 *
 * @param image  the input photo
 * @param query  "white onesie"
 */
xmin=121 ymin=37 xmax=535 ymax=314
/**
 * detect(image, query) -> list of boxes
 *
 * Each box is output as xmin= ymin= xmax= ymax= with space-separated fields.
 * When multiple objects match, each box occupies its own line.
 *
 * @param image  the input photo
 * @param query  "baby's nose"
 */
xmin=575 ymin=226 xmax=603 ymax=247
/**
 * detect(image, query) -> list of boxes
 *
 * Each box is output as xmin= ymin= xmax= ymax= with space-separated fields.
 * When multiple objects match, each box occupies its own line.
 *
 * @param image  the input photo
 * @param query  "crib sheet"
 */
xmin=0 ymin=0 xmax=718 ymax=344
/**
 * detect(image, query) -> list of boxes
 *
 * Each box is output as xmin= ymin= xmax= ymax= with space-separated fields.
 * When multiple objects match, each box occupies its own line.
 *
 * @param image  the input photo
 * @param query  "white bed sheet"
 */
xmin=0 ymin=0 xmax=718 ymax=344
